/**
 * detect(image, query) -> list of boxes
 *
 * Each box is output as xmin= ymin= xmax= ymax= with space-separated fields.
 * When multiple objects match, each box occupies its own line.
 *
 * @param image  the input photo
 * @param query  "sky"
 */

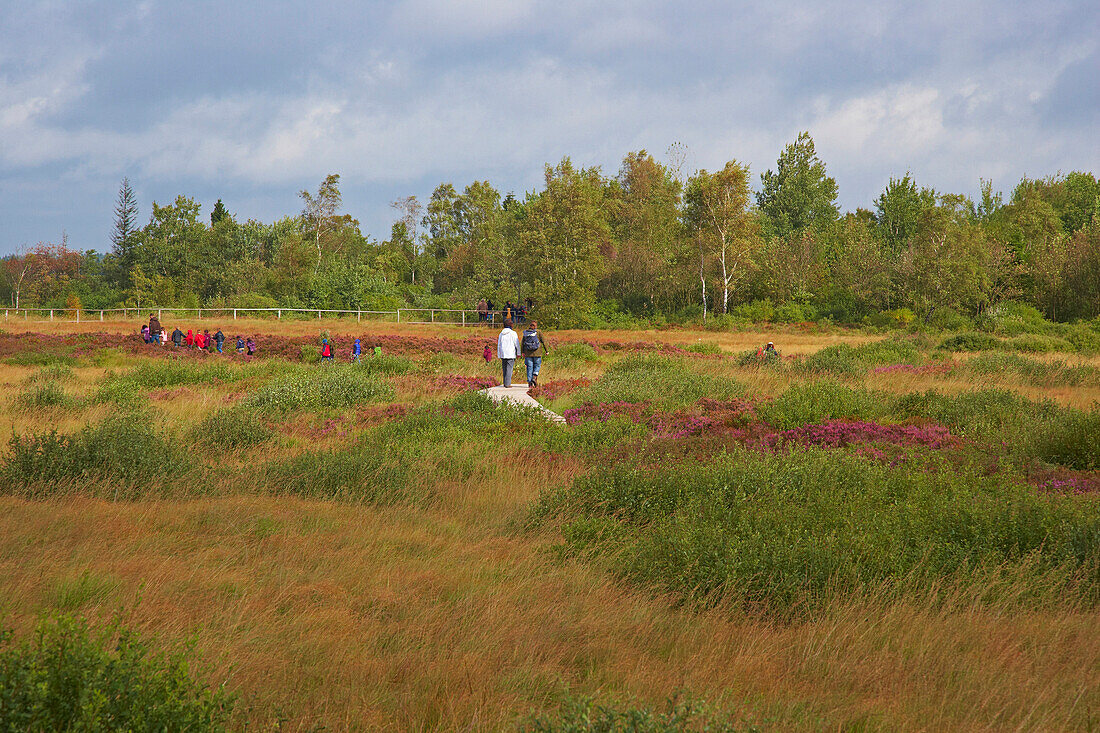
xmin=1 ymin=0 xmax=1097 ymax=256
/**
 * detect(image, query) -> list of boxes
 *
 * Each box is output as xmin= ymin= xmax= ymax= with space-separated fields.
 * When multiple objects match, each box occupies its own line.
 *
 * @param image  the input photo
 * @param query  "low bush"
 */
xmin=966 ymin=353 xmax=1100 ymax=387
xmin=534 ymin=448 xmax=1100 ymax=617
xmin=0 ymin=614 xmax=233 ymax=730
xmin=17 ymin=381 xmax=75 ymax=409
xmin=1004 ymin=334 xmax=1073 ymax=353
xmin=580 ymin=354 xmax=744 ymax=408
xmin=246 ymin=368 xmax=392 ymax=412
xmin=124 ymin=360 xmax=237 ymax=388
xmin=1032 ymin=410 xmax=1100 ymax=471
xmin=553 ymin=343 xmax=600 ymax=363
xmin=939 ymin=332 xmax=1001 ymax=352
xmin=190 ymin=408 xmax=274 ymax=450
xmin=2 ymin=352 xmax=76 ymax=367
xmin=893 ymin=389 xmax=1060 ymax=440
xmin=353 ymin=354 xmax=413 ymax=376
xmin=2 ymin=411 xmax=182 ymax=495
xmin=798 ymin=339 xmax=923 ymax=376
xmin=757 ymin=382 xmax=885 ymax=430
xmin=1064 ymin=324 xmax=1100 ymax=354
xmin=685 ymin=341 xmax=724 ymax=355
xmin=26 ymin=364 xmax=76 ymax=383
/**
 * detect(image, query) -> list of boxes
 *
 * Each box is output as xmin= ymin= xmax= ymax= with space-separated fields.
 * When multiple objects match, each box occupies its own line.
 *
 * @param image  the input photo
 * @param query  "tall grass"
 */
xmin=798 ymin=338 xmax=924 ymax=376
xmin=245 ymin=367 xmax=393 ymax=412
xmin=578 ymin=354 xmax=744 ymax=408
xmin=534 ymin=447 xmax=1100 ymax=617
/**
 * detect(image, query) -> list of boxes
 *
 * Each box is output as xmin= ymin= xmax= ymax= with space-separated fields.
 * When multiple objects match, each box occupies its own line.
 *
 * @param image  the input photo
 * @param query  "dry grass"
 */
xmin=2 ymin=488 xmax=1098 ymax=731
xmin=2 ymin=324 xmax=1099 ymax=730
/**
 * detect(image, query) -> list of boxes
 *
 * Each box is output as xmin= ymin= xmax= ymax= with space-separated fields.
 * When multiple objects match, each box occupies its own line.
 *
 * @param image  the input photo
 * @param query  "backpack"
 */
xmin=522 ymin=329 xmax=540 ymax=353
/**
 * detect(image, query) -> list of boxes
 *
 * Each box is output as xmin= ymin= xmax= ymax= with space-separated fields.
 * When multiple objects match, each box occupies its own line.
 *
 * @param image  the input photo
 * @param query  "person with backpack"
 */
xmin=352 ymin=338 xmax=362 ymax=363
xmin=195 ymin=330 xmax=206 ymax=350
xmin=236 ymin=336 xmax=245 ymax=354
xmin=214 ymin=329 xmax=226 ymax=354
xmin=496 ymin=318 xmax=520 ymax=388
xmin=521 ymin=320 xmax=550 ymax=388
xmin=246 ymin=337 xmax=256 ymax=356
xmin=140 ymin=325 xmax=151 ymax=344
xmin=185 ymin=329 xmax=195 ymax=348
xmin=148 ymin=313 xmax=162 ymax=344
xmin=321 ymin=338 xmax=333 ymax=362
xmin=172 ymin=327 xmax=184 ymax=347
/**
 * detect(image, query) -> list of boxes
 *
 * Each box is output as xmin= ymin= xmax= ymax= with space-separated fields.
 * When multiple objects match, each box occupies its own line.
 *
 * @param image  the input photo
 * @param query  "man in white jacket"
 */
xmin=497 ymin=318 xmax=521 ymax=388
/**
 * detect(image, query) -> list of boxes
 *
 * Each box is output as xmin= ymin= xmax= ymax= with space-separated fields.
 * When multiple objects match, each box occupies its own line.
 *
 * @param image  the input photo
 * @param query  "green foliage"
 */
xmin=2 ymin=411 xmax=181 ymax=495
xmin=758 ymin=381 xmax=885 ymax=429
xmin=757 ymin=131 xmax=839 ymax=239
xmin=580 ymin=354 xmax=745 ymax=408
xmin=123 ymin=360 xmax=238 ymax=388
xmin=685 ymin=341 xmax=723 ymax=355
xmin=966 ymin=353 xmax=1100 ymax=387
xmin=1032 ymin=411 xmax=1100 ymax=471
xmin=798 ymin=338 xmax=922 ymax=376
xmin=524 ymin=693 xmax=752 ymax=733
xmin=0 ymin=614 xmax=233 ymax=730
xmin=17 ymin=381 xmax=75 ymax=409
xmin=26 ymin=365 xmax=76 ymax=383
xmin=246 ymin=367 xmax=392 ymax=412
xmin=190 ymin=409 xmax=273 ymax=450
xmin=50 ymin=571 xmax=121 ymax=611
xmin=1004 ymin=334 xmax=1073 ymax=353
xmin=353 ymin=354 xmax=413 ymax=376
xmin=939 ymin=332 xmax=1002 ymax=352
xmin=550 ymin=342 xmax=601 ymax=366
xmin=535 ymin=449 xmax=1100 ymax=616
xmin=3 ymin=352 xmax=77 ymax=367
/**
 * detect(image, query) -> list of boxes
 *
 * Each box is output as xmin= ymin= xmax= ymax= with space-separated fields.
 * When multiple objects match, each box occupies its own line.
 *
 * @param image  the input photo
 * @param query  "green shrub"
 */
xmin=534 ymin=448 xmax=1100 ymax=616
xmin=685 ymin=341 xmax=724 ymax=355
xmin=2 ymin=412 xmax=181 ymax=495
xmin=892 ymin=388 xmax=1057 ymax=439
xmin=17 ymin=381 xmax=74 ymax=409
xmin=798 ymin=339 xmax=923 ymax=376
xmin=966 ymin=353 xmax=1100 ymax=387
xmin=773 ymin=301 xmax=819 ymax=323
xmin=0 ymin=614 xmax=233 ymax=730
xmin=353 ymin=354 xmax=413 ymax=376
xmin=94 ymin=374 xmax=144 ymax=406
xmin=1032 ymin=410 xmax=1100 ymax=471
xmin=554 ymin=343 xmax=600 ymax=362
xmin=757 ymin=382 xmax=885 ymax=429
xmin=50 ymin=570 xmax=121 ymax=611
xmin=299 ymin=344 xmax=321 ymax=363
xmin=124 ymin=360 xmax=237 ymax=388
xmin=26 ymin=365 xmax=76 ymax=383
xmin=246 ymin=368 xmax=392 ymax=412
xmin=1004 ymin=334 xmax=1073 ymax=354
xmin=939 ymin=332 xmax=1001 ymax=352
xmin=1064 ymin=324 xmax=1100 ymax=355
xmin=523 ymin=694 xmax=746 ymax=732
xmin=580 ymin=354 xmax=744 ymax=408
xmin=980 ymin=301 xmax=1055 ymax=336
xmin=730 ymin=300 xmax=774 ymax=322
xmin=190 ymin=409 xmax=273 ymax=450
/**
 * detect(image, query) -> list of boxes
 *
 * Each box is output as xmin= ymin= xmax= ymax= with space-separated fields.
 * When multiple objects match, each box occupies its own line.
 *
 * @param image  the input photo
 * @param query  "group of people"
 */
xmin=494 ymin=319 xmax=549 ymax=388
xmin=320 ymin=337 xmax=382 ymax=363
xmin=476 ymin=297 xmax=533 ymax=325
xmin=139 ymin=313 xmax=256 ymax=355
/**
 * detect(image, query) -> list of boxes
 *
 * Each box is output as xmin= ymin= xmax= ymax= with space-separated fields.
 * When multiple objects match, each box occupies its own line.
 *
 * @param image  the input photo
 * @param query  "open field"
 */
xmin=1 ymin=321 xmax=1098 ymax=730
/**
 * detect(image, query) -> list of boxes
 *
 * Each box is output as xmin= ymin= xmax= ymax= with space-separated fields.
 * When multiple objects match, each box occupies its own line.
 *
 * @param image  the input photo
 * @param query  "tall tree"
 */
xmin=110 ymin=177 xmax=140 ymax=285
xmin=512 ymin=158 xmax=610 ymax=326
xmin=299 ymin=174 xmax=342 ymax=271
xmin=757 ymin=132 xmax=839 ymax=239
xmin=684 ymin=161 xmax=761 ymax=314
xmin=210 ymin=199 xmax=230 ymax=225
xmin=874 ymin=174 xmax=937 ymax=252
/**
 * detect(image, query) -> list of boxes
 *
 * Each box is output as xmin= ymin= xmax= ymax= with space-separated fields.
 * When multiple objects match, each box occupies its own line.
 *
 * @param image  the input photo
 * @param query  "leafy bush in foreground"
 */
xmin=0 ymin=615 xmax=233 ymax=731
xmin=534 ymin=448 xmax=1100 ymax=616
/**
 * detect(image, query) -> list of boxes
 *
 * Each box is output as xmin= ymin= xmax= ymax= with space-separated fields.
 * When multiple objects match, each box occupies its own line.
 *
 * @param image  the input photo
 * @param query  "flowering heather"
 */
xmin=564 ymin=398 xmax=757 ymax=439
xmin=870 ymin=363 xmax=955 ymax=376
xmin=528 ymin=378 xmax=591 ymax=400
xmin=777 ymin=420 xmax=956 ymax=449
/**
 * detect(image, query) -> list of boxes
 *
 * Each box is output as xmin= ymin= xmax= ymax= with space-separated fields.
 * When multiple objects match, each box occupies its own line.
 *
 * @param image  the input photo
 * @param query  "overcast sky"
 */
xmin=1 ymin=0 xmax=1097 ymax=256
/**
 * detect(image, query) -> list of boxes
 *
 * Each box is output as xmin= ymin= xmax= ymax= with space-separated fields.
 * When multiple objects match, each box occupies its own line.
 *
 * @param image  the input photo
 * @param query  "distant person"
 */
xmin=504 ymin=302 xmax=514 ymax=322
xmin=497 ymin=318 xmax=520 ymax=388
xmin=172 ymin=327 xmax=184 ymax=347
xmin=525 ymin=296 xmax=533 ymax=312
xmin=373 ymin=345 xmax=382 ymax=357
xmin=486 ymin=299 xmax=495 ymax=325
xmin=762 ymin=341 xmax=780 ymax=360
xmin=203 ymin=329 xmax=213 ymax=352
xmin=148 ymin=313 xmax=162 ymax=343
xmin=321 ymin=338 xmax=333 ymax=362
xmin=185 ymin=329 xmax=195 ymax=348
xmin=159 ymin=328 xmax=168 ymax=346
xmin=214 ymin=329 xmax=225 ymax=354
xmin=477 ymin=299 xmax=488 ymax=322
xmin=482 ymin=344 xmax=491 ymax=364
xmin=246 ymin=337 xmax=256 ymax=356
xmin=140 ymin=324 xmax=151 ymax=344
xmin=352 ymin=338 xmax=362 ymax=363
xmin=194 ymin=330 xmax=205 ymax=350
xmin=521 ymin=319 xmax=550 ymax=388
xmin=236 ymin=336 xmax=245 ymax=354
xmin=516 ymin=304 xmax=527 ymax=324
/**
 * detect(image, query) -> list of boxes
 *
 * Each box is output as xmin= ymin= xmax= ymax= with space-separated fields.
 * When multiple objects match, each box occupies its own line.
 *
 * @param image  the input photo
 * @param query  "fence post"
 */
xmin=396 ymin=310 xmax=401 ymax=323
xmin=233 ymin=309 xmax=237 ymax=320
xmin=431 ymin=310 xmax=435 ymax=323
xmin=198 ymin=309 xmax=202 ymax=319
xmin=357 ymin=309 xmax=361 ymax=323
xmin=462 ymin=311 xmax=465 ymax=326
xmin=278 ymin=309 xmax=281 ymax=320
xmin=158 ymin=309 xmax=162 ymax=320
xmin=50 ymin=310 xmax=53 ymax=321
xmin=76 ymin=309 xmax=80 ymax=323
xmin=100 ymin=310 xmax=104 ymax=321
xmin=317 ymin=310 xmax=321 ymax=320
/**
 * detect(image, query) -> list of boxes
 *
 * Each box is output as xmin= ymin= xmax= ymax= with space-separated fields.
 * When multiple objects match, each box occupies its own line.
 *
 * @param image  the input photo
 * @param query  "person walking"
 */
xmin=236 ymin=336 xmax=245 ymax=354
xmin=321 ymin=338 xmax=333 ymax=362
xmin=185 ymin=329 xmax=194 ymax=348
xmin=477 ymin=299 xmax=488 ymax=322
xmin=214 ymin=329 xmax=225 ymax=354
xmin=482 ymin=344 xmax=491 ymax=364
xmin=203 ymin=329 xmax=213 ymax=352
xmin=172 ymin=327 xmax=184 ymax=347
xmin=352 ymin=338 xmax=362 ymax=363
xmin=486 ymin=299 xmax=495 ymax=325
xmin=148 ymin=313 xmax=162 ymax=344
xmin=246 ymin=337 xmax=256 ymax=356
xmin=521 ymin=319 xmax=550 ymax=388
xmin=497 ymin=318 xmax=520 ymax=388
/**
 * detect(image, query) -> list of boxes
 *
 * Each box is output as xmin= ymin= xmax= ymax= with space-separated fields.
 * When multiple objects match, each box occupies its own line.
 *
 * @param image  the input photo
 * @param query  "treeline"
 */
xmin=3 ymin=133 xmax=1098 ymax=328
